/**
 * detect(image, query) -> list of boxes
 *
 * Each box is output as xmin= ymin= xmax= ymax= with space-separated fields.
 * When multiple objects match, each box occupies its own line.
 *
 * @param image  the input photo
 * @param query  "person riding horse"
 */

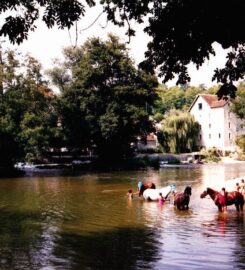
xmin=200 ymin=187 xmax=244 ymax=212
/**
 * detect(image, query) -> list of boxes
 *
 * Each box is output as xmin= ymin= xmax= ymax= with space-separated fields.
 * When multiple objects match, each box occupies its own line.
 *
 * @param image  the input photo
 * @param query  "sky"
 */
xmin=2 ymin=4 xmax=229 ymax=89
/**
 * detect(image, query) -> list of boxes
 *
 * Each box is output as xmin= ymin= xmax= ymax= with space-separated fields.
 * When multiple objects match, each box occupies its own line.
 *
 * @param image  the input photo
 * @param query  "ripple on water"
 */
xmin=1 ymin=166 xmax=245 ymax=270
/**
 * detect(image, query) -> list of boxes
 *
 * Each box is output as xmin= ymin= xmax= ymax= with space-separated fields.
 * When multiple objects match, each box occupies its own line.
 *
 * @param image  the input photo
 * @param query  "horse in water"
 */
xmin=200 ymin=187 xmax=244 ymax=212
xmin=143 ymin=184 xmax=176 ymax=201
xmin=138 ymin=181 xmax=156 ymax=196
xmin=174 ymin=186 xmax=192 ymax=210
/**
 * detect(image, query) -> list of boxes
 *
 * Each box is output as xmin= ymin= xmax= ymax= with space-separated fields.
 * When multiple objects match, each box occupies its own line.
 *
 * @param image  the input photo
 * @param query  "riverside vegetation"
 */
xmin=0 ymin=35 xmax=245 ymax=175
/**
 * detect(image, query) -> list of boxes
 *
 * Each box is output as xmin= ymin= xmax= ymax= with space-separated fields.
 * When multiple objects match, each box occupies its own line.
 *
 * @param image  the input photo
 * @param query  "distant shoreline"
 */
xmin=220 ymin=157 xmax=245 ymax=164
xmin=1 ymin=155 xmax=245 ymax=178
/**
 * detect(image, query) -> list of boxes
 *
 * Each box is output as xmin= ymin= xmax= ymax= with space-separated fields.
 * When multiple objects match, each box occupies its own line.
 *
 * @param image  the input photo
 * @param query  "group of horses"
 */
xmin=139 ymin=182 xmax=244 ymax=212
xmin=139 ymin=182 xmax=192 ymax=210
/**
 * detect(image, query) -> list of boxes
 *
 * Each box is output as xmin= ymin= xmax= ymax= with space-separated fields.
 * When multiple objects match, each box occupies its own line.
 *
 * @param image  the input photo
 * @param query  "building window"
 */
xmin=198 ymin=103 xmax=202 ymax=110
xmin=218 ymin=133 xmax=221 ymax=139
xmin=209 ymin=134 xmax=211 ymax=139
xmin=209 ymin=123 xmax=211 ymax=128
xmin=199 ymin=134 xmax=202 ymax=140
xmin=229 ymin=122 xmax=230 ymax=128
xmin=229 ymin=133 xmax=231 ymax=139
xmin=241 ymin=124 xmax=243 ymax=129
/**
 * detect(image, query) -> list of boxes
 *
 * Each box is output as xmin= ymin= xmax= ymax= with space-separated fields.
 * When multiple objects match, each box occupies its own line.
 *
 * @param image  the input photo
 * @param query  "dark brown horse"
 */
xmin=174 ymin=186 xmax=192 ymax=210
xmin=200 ymin=187 xmax=244 ymax=212
xmin=138 ymin=181 xmax=156 ymax=196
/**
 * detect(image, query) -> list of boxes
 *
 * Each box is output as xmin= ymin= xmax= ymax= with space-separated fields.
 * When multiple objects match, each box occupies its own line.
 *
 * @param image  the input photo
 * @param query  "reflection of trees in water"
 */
xmin=52 ymin=228 xmax=160 ymax=270
xmin=0 ymin=208 xmax=45 ymax=269
xmin=0 ymin=206 xmax=160 ymax=269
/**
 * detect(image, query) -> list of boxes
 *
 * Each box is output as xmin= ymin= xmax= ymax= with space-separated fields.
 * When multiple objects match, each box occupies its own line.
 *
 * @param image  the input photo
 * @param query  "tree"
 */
xmin=0 ymin=50 xmax=57 ymax=167
xmin=102 ymin=0 xmax=245 ymax=97
xmin=1 ymin=1 xmax=244 ymax=97
xmin=50 ymin=35 xmax=158 ymax=161
xmin=231 ymin=82 xmax=245 ymax=119
xmin=157 ymin=110 xmax=200 ymax=153
xmin=236 ymin=135 xmax=245 ymax=154
xmin=0 ymin=1 xmax=95 ymax=44
xmin=153 ymin=84 xmax=204 ymax=122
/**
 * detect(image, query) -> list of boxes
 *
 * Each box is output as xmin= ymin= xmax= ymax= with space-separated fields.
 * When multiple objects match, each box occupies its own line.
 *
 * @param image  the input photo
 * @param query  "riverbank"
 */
xmin=2 ymin=153 xmax=245 ymax=178
xmin=0 ymin=167 xmax=25 ymax=178
xmin=220 ymin=157 xmax=245 ymax=164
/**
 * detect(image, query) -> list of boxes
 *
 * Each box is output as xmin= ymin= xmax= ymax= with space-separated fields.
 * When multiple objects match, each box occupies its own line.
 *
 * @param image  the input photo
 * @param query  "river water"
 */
xmin=0 ymin=163 xmax=245 ymax=270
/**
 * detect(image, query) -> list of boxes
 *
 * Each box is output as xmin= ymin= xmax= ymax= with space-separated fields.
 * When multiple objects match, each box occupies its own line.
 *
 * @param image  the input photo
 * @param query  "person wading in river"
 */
xmin=219 ymin=187 xmax=227 ymax=212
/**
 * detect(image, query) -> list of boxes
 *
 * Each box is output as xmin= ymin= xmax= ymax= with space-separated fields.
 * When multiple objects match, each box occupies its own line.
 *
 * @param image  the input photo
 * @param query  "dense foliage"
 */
xmin=157 ymin=110 xmax=200 ymax=153
xmin=102 ymin=0 xmax=245 ymax=97
xmin=49 ymin=35 xmax=158 ymax=161
xmin=0 ymin=1 xmax=244 ymax=96
xmin=0 ymin=36 xmax=244 ymax=169
xmin=154 ymin=85 xmax=203 ymax=119
xmin=236 ymin=136 xmax=245 ymax=157
xmin=0 ymin=50 xmax=57 ymax=167
xmin=231 ymin=82 xmax=245 ymax=119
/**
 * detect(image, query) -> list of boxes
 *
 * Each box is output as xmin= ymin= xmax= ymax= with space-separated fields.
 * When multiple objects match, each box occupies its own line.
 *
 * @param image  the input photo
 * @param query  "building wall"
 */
xmin=223 ymin=105 xmax=237 ymax=151
xmin=189 ymin=96 xmax=245 ymax=152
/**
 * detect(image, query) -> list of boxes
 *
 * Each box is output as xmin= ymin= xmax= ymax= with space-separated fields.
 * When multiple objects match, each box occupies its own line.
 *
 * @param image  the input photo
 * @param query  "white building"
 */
xmin=189 ymin=94 xmax=245 ymax=153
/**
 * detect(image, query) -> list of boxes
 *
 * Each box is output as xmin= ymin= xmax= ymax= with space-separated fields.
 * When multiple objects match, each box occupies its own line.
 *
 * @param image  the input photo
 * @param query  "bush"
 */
xmin=200 ymin=147 xmax=221 ymax=163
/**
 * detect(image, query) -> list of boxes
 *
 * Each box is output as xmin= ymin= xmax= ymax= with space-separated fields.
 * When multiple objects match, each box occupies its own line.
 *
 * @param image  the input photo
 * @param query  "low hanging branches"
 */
xmin=157 ymin=110 xmax=200 ymax=153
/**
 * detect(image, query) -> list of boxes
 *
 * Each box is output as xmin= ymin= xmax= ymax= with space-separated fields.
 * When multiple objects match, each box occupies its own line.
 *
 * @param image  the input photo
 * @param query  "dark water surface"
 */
xmin=0 ymin=163 xmax=245 ymax=270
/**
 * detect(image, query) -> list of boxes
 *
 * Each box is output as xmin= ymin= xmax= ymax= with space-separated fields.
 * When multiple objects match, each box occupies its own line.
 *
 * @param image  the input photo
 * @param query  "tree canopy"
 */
xmin=49 ymin=35 xmax=158 ymax=161
xmin=0 ymin=0 xmax=95 ymax=44
xmin=0 ymin=50 xmax=57 ymax=167
xmin=102 ymin=0 xmax=245 ymax=97
xmin=157 ymin=109 xmax=200 ymax=153
xmin=231 ymin=82 xmax=245 ymax=119
xmin=0 ymin=1 xmax=244 ymax=96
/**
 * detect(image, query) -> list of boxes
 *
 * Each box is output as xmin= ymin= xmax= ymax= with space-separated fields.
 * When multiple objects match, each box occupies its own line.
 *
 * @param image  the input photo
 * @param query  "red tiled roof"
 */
xmin=200 ymin=94 xmax=228 ymax=108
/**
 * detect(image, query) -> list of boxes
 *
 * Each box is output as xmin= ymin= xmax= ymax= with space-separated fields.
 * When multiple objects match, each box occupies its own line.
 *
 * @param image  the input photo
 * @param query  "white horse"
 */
xmin=143 ymin=184 xmax=176 ymax=201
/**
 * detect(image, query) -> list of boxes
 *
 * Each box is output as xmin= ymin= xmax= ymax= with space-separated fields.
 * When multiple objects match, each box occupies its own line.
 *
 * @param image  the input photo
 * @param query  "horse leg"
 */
xmin=240 ymin=201 xmax=244 ymax=211
xmin=177 ymin=202 xmax=182 ymax=210
xmin=235 ymin=203 xmax=240 ymax=211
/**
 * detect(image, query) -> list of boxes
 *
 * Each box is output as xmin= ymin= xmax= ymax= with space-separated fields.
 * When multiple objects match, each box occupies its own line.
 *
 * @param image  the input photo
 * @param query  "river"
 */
xmin=0 ymin=163 xmax=245 ymax=270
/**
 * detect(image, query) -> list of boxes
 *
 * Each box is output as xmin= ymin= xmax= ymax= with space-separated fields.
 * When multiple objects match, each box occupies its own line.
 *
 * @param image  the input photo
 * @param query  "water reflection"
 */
xmin=0 ymin=164 xmax=245 ymax=269
xmin=52 ymin=227 xmax=160 ymax=270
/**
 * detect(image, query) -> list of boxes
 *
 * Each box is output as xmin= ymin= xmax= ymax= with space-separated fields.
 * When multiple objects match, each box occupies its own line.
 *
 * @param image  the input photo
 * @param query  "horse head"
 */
xmin=200 ymin=187 xmax=218 ymax=198
xmin=184 ymin=186 xmax=192 ymax=195
xmin=200 ymin=189 xmax=207 ymax=198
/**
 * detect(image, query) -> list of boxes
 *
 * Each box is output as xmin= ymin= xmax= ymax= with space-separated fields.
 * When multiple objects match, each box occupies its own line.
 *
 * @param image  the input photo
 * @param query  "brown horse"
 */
xmin=200 ymin=187 xmax=244 ymax=212
xmin=174 ymin=186 xmax=192 ymax=210
xmin=138 ymin=181 xmax=156 ymax=196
